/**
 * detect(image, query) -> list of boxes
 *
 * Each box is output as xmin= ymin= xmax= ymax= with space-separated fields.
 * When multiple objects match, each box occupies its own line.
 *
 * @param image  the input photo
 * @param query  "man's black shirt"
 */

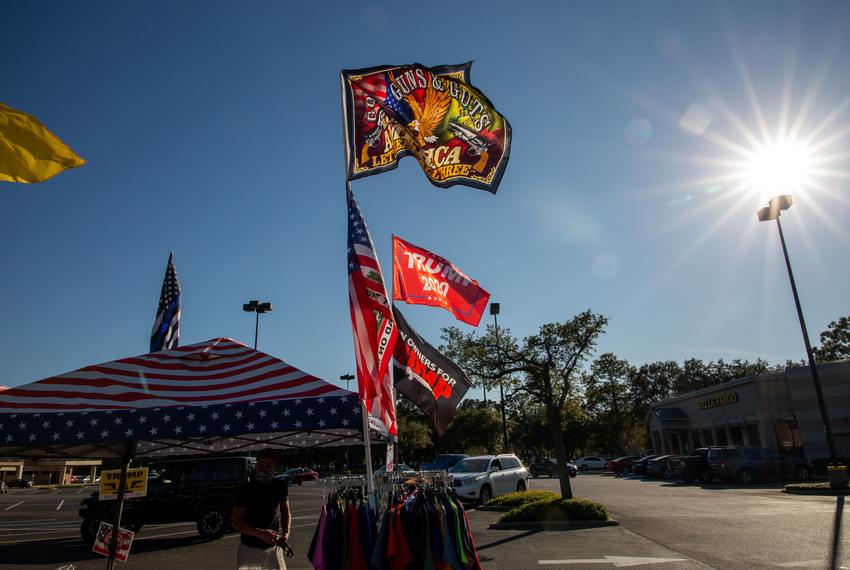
xmin=234 ymin=478 xmax=288 ymax=548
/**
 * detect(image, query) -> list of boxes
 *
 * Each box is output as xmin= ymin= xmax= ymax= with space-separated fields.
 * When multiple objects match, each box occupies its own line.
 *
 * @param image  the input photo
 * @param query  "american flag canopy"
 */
xmin=0 ymin=338 xmax=363 ymax=458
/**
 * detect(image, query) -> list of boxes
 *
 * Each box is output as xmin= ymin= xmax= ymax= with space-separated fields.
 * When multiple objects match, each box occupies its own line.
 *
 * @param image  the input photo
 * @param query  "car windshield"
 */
xmin=450 ymin=459 xmax=491 ymax=474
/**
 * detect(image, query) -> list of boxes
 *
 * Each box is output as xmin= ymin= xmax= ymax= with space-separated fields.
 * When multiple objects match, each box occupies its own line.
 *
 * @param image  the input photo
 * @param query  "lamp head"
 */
xmin=490 ymin=303 xmax=500 ymax=315
xmin=757 ymin=194 xmax=793 ymax=222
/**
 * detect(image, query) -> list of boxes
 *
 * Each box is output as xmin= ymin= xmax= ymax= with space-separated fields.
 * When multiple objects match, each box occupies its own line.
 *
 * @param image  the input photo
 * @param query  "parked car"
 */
xmin=70 ymin=475 xmax=92 ymax=484
xmin=6 ymin=479 xmax=32 ymax=488
xmin=276 ymin=467 xmax=318 ymax=485
xmin=631 ymin=455 xmax=659 ymax=475
xmin=668 ymin=448 xmax=712 ymax=483
xmin=708 ymin=446 xmax=813 ymax=484
xmin=606 ymin=456 xmax=640 ymax=474
xmin=529 ymin=458 xmax=577 ymax=478
xmin=79 ymin=455 xmax=255 ymax=544
xmin=374 ymin=464 xmax=416 ymax=480
xmin=645 ymin=455 xmax=676 ymax=479
xmin=573 ymin=456 xmax=607 ymax=471
xmin=450 ymin=454 xmax=529 ymax=504
xmin=420 ymin=454 xmax=469 ymax=471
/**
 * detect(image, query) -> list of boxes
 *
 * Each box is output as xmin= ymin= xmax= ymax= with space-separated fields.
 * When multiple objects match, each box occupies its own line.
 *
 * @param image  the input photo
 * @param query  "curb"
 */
xmin=478 ymin=506 xmax=512 ymax=512
xmin=488 ymin=519 xmax=619 ymax=531
xmin=782 ymin=488 xmax=850 ymax=496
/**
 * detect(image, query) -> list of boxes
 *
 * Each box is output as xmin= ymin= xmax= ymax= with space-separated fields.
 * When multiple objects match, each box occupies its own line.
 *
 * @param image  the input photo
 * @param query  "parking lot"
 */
xmin=0 ymin=474 xmax=846 ymax=569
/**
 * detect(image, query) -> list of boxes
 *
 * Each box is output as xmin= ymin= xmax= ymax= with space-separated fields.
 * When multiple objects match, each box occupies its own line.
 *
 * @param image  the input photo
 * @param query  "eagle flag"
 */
xmin=393 ymin=235 xmax=490 ymax=326
xmin=347 ymin=186 xmax=398 ymax=410
xmin=392 ymin=305 xmax=472 ymax=435
xmin=0 ymin=102 xmax=85 ymax=183
xmin=341 ymin=62 xmax=511 ymax=194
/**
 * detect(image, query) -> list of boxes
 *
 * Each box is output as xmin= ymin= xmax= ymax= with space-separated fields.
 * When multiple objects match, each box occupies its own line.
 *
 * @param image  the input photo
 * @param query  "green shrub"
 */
xmin=500 ymin=497 xmax=609 ymax=523
xmin=485 ymin=490 xmax=559 ymax=507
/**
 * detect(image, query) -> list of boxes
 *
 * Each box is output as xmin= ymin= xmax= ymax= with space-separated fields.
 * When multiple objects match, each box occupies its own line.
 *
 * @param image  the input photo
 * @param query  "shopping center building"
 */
xmin=648 ymin=360 xmax=850 ymax=460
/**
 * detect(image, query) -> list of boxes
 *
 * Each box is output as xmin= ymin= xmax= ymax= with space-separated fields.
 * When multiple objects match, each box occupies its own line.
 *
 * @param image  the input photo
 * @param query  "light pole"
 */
xmin=491 ymin=303 xmax=510 ymax=453
xmin=242 ymin=300 xmax=273 ymax=350
xmin=340 ymin=373 xmax=355 ymax=392
xmin=757 ymin=195 xmax=837 ymax=462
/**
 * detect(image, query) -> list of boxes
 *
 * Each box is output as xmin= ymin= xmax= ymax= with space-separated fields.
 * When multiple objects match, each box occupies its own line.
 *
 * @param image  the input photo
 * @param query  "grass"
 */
xmin=484 ymin=490 xmax=559 ymax=508
xmin=500 ymin=497 xmax=609 ymax=523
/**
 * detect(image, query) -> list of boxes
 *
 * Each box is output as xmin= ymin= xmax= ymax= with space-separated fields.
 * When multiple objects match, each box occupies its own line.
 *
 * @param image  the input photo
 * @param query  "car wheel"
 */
xmin=531 ymin=470 xmax=539 ymax=478
xmin=580 ymin=465 xmax=588 ymax=471
xmin=196 ymin=504 xmax=229 ymax=538
xmin=699 ymin=469 xmax=712 ymax=484
xmin=736 ymin=468 xmax=754 ymax=485
xmin=516 ymin=480 xmax=527 ymax=493
xmin=623 ymin=466 xmax=631 ymax=475
xmin=479 ymin=485 xmax=493 ymax=505
xmin=569 ymin=470 xmax=577 ymax=478
xmin=795 ymin=465 xmax=812 ymax=482
xmin=80 ymin=513 xmax=105 ymax=544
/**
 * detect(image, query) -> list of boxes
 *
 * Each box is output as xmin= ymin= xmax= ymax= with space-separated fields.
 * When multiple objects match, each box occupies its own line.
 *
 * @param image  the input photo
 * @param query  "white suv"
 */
xmin=450 ymin=454 xmax=529 ymax=504
xmin=573 ymin=456 xmax=607 ymax=471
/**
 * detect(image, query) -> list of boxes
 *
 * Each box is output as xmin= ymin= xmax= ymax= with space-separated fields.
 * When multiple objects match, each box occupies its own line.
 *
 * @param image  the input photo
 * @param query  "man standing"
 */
xmin=232 ymin=449 xmax=291 ymax=570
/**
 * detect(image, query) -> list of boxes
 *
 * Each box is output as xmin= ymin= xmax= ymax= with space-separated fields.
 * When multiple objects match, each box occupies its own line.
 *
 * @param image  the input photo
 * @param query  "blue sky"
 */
xmin=2 ymin=1 xmax=848 ymax=396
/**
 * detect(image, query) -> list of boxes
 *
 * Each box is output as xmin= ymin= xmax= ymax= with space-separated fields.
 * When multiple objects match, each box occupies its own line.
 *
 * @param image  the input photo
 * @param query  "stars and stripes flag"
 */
xmin=346 ymin=186 xmax=398 ymax=415
xmin=0 ymin=338 xmax=362 ymax=454
xmin=150 ymin=253 xmax=181 ymax=353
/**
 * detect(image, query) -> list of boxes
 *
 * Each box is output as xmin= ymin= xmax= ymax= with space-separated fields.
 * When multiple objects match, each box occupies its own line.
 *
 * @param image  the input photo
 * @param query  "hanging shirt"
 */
xmin=308 ymin=504 xmax=328 ymax=570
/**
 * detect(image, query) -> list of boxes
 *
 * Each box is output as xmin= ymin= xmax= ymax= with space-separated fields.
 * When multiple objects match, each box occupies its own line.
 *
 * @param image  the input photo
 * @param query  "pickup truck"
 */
xmin=667 ymin=447 xmax=712 ymax=483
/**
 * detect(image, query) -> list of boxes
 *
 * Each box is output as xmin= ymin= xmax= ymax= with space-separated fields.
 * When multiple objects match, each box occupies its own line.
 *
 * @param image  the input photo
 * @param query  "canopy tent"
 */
xmin=0 ymin=338 xmax=365 ymax=458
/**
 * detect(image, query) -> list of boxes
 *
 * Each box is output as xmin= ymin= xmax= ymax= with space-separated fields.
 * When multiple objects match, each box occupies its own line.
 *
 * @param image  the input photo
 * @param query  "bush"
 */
xmin=485 ymin=490 xmax=559 ymax=508
xmin=500 ymin=497 xmax=609 ymax=523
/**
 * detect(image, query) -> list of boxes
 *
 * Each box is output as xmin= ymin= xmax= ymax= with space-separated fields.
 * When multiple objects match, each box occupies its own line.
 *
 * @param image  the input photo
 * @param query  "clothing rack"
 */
xmin=322 ymin=473 xmax=370 ymax=502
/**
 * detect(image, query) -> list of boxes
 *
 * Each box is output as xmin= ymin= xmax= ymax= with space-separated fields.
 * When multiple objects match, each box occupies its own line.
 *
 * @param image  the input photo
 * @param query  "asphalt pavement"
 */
xmin=0 ymin=475 xmax=846 ymax=569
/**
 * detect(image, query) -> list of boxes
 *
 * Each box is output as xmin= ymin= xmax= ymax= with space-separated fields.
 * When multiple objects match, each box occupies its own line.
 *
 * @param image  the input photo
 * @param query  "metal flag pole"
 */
xmin=361 ymin=399 xmax=376 ymax=510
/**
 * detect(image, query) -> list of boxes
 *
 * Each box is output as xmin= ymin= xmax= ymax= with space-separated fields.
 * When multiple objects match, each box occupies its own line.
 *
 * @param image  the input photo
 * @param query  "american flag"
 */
xmin=150 ymin=253 xmax=181 ymax=352
xmin=347 ymin=185 xmax=397 ymax=407
xmin=0 ymin=338 xmax=362 ymax=456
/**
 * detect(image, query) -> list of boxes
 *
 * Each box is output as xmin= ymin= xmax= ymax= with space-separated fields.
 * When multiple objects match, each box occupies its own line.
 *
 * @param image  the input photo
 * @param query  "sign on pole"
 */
xmin=99 ymin=467 xmax=148 ymax=500
xmin=92 ymin=522 xmax=135 ymax=562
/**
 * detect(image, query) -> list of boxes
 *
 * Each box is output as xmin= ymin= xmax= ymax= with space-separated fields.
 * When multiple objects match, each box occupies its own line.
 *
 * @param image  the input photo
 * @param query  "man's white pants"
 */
xmin=236 ymin=542 xmax=286 ymax=570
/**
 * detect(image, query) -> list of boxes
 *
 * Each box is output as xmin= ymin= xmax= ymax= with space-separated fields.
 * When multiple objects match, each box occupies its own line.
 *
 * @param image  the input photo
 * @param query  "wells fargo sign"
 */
xmin=698 ymin=392 xmax=739 ymax=410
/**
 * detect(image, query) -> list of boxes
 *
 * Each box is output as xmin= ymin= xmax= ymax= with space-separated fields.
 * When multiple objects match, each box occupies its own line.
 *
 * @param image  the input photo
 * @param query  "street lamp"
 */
xmin=340 ymin=373 xmax=355 ymax=392
xmin=757 ymin=195 xmax=837 ymax=462
xmin=242 ymin=300 xmax=273 ymax=350
xmin=491 ymin=303 xmax=510 ymax=453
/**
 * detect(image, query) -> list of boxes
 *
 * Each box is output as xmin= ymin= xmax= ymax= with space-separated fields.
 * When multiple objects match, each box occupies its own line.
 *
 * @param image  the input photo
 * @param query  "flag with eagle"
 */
xmin=340 ymin=62 xmax=511 ymax=194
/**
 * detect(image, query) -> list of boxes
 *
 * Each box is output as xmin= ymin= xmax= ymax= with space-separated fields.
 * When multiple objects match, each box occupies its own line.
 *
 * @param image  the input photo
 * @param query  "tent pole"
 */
xmin=106 ymin=440 xmax=137 ymax=570
xmin=361 ymin=400 xmax=376 ymax=510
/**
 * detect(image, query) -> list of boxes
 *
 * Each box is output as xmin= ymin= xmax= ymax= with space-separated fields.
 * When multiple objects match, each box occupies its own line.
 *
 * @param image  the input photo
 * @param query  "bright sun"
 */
xmin=743 ymin=138 xmax=814 ymax=199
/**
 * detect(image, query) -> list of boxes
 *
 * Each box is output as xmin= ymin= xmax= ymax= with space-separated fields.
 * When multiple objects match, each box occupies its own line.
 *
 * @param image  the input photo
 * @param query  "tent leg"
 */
xmin=106 ymin=440 xmax=136 ymax=570
xmin=361 ymin=401 xmax=376 ymax=510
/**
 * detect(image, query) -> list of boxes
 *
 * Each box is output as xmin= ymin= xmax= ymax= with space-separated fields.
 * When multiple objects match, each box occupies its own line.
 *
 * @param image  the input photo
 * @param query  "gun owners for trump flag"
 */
xmin=347 ymin=186 xmax=398 ymax=438
xmin=341 ymin=62 xmax=511 ymax=194
xmin=392 ymin=306 xmax=472 ymax=435
xmin=393 ymin=235 xmax=490 ymax=327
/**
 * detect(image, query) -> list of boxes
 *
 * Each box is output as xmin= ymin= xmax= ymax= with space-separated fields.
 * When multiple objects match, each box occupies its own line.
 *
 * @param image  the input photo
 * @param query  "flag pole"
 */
xmin=341 ymin=71 xmax=376 ymax=509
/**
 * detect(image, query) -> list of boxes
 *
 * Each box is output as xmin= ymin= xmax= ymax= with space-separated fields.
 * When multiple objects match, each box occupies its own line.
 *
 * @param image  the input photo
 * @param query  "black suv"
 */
xmin=667 ymin=448 xmax=712 ymax=483
xmin=79 ymin=456 xmax=256 ymax=544
xmin=708 ymin=446 xmax=813 ymax=484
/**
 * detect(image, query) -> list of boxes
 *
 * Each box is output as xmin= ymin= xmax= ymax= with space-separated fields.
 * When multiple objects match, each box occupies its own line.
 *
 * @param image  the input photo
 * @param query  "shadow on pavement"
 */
xmin=0 ymin=535 xmax=219 ymax=565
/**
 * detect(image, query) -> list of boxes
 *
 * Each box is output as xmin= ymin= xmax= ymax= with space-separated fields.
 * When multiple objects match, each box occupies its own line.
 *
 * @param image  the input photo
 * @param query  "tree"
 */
xmin=438 ymin=399 xmax=502 ymax=455
xmin=395 ymin=398 xmax=435 ymax=465
xmin=443 ymin=310 xmax=608 ymax=498
xmin=815 ymin=315 xmax=850 ymax=362
xmin=585 ymin=353 xmax=634 ymax=454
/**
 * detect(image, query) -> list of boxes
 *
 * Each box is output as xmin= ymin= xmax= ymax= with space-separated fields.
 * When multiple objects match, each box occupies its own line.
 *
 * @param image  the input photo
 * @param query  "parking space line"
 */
xmin=4 ymin=501 xmax=24 ymax=510
xmin=136 ymin=529 xmax=197 ymax=540
xmin=56 ymin=499 xmax=65 ymax=510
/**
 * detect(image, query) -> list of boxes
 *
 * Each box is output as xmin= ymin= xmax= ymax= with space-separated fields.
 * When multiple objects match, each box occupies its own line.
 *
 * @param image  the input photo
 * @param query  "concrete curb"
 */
xmin=488 ymin=519 xmax=619 ymax=531
xmin=782 ymin=488 xmax=850 ymax=496
xmin=478 ymin=506 xmax=512 ymax=512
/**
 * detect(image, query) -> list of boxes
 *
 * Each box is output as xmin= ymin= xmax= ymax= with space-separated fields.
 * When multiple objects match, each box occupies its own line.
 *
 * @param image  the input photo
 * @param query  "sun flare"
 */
xmin=742 ymin=138 xmax=814 ymax=201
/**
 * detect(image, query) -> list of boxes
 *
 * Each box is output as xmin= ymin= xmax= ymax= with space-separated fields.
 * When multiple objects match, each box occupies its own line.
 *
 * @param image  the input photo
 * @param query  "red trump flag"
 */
xmin=392 ymin=236 xmax=490 ymax=326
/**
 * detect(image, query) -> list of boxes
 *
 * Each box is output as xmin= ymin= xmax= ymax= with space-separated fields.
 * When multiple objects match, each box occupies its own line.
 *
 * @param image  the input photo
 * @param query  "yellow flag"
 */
xmin=0 ymin=102 xmax=85 ymax=183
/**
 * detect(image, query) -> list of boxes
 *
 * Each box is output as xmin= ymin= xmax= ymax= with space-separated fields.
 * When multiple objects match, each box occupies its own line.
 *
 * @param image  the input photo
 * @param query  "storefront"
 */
xmin=648 ymin=360 xmax=850 ymax=460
